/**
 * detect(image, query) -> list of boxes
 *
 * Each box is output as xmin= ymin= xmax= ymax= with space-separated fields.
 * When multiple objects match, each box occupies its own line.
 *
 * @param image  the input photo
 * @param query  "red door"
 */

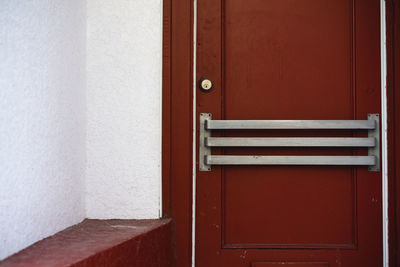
xmin=196 ymin=1 xmax=382 ymax=266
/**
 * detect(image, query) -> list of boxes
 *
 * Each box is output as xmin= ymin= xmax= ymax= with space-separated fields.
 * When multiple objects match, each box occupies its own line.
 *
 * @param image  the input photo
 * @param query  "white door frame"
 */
xmin=380 ymin=1 xmax=389 ymax=266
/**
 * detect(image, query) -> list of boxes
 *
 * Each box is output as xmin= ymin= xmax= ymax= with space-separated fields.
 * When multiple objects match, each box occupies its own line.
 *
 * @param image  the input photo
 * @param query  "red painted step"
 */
xmin=0 ymin=219 xmax=174 ymax=267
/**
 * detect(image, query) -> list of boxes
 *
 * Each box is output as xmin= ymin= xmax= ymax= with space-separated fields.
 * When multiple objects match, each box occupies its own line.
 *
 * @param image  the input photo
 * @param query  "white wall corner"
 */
xmin=85 ymin=0 xmax=163 ymax=219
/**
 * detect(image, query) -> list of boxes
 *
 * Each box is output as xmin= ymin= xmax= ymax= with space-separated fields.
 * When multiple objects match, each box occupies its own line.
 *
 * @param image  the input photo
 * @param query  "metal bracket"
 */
xmin=368 ymin=113 xmax=380 ymax=172
xmin=199 ymin=113 xmax=211 ymax=171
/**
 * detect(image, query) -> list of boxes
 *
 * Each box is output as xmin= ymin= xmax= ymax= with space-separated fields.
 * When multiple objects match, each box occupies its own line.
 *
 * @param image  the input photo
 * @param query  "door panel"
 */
xmin=223 ymin=166 xmax=355 ymax=248
xmin=224 ymin=0 xmax=352 ymax=120
xmin=252 ymin=263 xmax=329 ymax=267
xmin=196 ymin=0 xmax=382 ymax=266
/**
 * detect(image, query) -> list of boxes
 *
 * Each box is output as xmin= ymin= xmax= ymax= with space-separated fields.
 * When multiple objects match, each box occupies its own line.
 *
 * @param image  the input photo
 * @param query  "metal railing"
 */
xmin=199 ymin=113 xmax=380 ymax=172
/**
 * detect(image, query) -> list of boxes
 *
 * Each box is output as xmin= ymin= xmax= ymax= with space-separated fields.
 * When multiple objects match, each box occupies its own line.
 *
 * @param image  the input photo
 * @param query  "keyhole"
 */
xmin=200 ymin=78 xmax=213 ymax=92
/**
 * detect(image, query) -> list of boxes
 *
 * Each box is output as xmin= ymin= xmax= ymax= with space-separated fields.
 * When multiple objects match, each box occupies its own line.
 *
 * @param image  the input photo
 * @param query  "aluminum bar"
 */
xmin=205 ymin=155 xmax=376 ymax=166
xmin=206 ymin=120 xmax=376 ymax=130
xmin=205 ymin=137 xmax=376 ymax=147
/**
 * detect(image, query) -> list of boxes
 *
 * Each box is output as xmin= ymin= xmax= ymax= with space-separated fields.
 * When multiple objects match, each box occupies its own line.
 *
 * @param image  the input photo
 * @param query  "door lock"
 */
xmin=199 ymin=78 xmax=213 ymax=91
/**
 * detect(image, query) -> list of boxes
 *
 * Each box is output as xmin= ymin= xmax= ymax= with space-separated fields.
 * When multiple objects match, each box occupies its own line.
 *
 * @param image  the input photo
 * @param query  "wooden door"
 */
xmin=196 ymin=1 xmax=382 ymax=266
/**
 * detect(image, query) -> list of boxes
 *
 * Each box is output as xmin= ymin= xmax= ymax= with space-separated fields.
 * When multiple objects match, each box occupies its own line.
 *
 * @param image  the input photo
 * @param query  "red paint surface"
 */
xmin=252 ymin=263 xmax=328 ymax=267
xmin=161 ymin=0 xmax=399 ymax=265
xmin=0 ymin=219 xmax=174 ymax=267
xmin=196 ymin=0 xmax=382 ymax=266
xmin=387 ymin=0 xmax=400 ymax=266
xmin=162 ymin=0 xmax=194 ymax=266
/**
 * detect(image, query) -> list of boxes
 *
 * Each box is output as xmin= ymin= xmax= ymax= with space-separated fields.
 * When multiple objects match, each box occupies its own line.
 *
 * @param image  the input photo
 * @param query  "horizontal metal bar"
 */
xmin=205 ymin=137 xmax=376 ymax=147
xmin=206 ymin=120 xmax=376 ymax=130
xmin=205 ymin=155 xmax=376 ymax=166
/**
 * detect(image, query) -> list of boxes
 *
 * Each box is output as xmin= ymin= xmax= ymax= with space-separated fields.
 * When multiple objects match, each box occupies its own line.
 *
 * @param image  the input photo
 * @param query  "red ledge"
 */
xmin=0 ymin=219 xmax=174 ymax=267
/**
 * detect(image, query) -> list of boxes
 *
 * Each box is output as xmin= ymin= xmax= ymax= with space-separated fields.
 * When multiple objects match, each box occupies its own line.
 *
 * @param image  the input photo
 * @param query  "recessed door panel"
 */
xmin=224 ymin=0 xmax=353 ymax=120
xmin=252 ymin=263 xmax=329 ymax=267
xmin=223 ymin=166 xmax=355 ymax=248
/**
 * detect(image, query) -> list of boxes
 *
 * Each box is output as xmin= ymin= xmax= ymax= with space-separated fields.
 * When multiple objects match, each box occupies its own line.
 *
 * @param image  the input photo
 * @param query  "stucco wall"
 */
xmin=0 ymin=0 xmax=86 ymax=260
xmin=85 ymin=0 xmax=162 ymax=219
xmin=0 ymin=0 xmax=162 ymax=260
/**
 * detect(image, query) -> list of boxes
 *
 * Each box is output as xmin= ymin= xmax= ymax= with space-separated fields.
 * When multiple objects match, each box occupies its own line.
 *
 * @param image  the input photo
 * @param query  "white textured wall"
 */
xmin=0 ymin=0 xmax=86 ymax=260
xmin=0 ymin=0 xmax=162 ymax=260
xmin=86 ymin=0 xmax=162 ymax=219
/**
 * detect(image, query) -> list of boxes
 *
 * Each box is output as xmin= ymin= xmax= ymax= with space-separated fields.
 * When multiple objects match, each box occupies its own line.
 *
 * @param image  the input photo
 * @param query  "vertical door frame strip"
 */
xmin=385 ymin=0 xmax=398 ymax=266
xmin=162 ymin=0 xmax=194 ymax=266
xmin=192 ymin=0 xmax=198 ymax=266
xmin=162 ymin=0 xmax=171 ymax=219
xmin=381 ymin=1 xmax=389 ymax=266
